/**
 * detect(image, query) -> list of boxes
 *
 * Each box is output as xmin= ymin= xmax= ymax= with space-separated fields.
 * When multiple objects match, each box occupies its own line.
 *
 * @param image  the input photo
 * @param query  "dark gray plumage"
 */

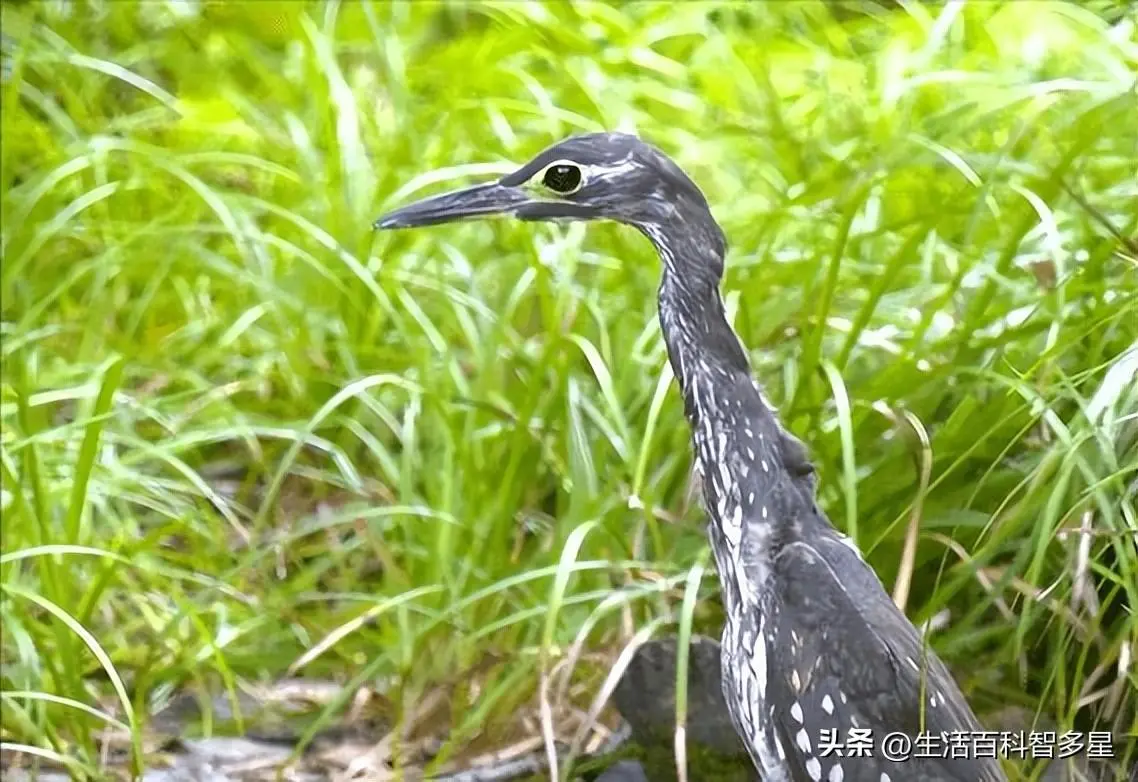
xmin=375 ymin=132 xmax=1008 ymax=782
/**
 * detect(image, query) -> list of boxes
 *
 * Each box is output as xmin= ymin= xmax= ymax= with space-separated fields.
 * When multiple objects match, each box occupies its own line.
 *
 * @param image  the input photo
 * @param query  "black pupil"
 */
xmin=543 ymin=164 xmax=581 ymax=193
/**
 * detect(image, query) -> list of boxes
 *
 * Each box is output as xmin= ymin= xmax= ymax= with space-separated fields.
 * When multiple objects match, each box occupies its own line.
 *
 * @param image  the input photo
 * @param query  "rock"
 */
xmin=593 ymin=759 xmax=650 ymax=782
xmin=610 ymin=635 xmax=755 ymax=782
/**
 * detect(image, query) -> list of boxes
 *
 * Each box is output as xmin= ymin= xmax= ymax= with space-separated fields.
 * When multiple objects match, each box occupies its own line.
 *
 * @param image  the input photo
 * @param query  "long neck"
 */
xmin=642 ymin=211 xmax=820 ymax=605
xmin=641 ymin=214 xmax=750 ymax=419
xmin=659 ymin=277 xmax=748 ymax=411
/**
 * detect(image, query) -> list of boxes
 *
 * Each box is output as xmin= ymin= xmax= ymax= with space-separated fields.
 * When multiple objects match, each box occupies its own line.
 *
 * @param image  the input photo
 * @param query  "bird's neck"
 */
xmin=658 ymin=277 xmax=750 ymax=407
xmin=646 ymin=215 xmax=816 ymax=606
xmin=643 ymin=218 xmax=750 ymax=409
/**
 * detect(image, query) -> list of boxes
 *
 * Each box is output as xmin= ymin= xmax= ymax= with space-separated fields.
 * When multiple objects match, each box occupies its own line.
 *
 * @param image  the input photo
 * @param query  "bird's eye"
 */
xmin=542 ymin=163 xmax=583 ymax=194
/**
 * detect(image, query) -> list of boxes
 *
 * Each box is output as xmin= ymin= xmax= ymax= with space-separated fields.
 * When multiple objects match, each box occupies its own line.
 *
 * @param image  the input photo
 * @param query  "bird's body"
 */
xmin=376 ymin=132 xmax=1007 ymax=782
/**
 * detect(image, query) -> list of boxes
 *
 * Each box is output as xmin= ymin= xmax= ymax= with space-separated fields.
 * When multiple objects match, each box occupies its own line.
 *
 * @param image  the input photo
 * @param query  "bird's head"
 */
xmin=374 ymin=132 xmax=714 ymax=233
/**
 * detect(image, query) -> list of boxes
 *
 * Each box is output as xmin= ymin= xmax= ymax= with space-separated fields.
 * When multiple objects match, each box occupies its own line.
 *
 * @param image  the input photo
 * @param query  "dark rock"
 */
xmin=614 ymin=635 xmax=741 ymax=756
xmin=594 ymin=759 xmax=650 ymax=782
xmin=610 ymin=635 xmax=756 ymax=782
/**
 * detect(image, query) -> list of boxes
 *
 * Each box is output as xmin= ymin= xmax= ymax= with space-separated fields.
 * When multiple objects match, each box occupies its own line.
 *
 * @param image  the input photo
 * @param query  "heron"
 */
xmin=375 ymin=132 xmax=1008 ymax=782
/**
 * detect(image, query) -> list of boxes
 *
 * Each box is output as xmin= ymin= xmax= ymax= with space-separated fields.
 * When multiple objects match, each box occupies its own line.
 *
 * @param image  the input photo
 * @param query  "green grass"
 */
xmin=2 ymin=1 xmax=1136 ymax=779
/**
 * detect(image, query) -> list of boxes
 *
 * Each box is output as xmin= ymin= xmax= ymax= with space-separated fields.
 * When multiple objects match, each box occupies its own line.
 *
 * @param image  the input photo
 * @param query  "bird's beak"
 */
xmin=373 ymin=181 xmax=531 ymax=230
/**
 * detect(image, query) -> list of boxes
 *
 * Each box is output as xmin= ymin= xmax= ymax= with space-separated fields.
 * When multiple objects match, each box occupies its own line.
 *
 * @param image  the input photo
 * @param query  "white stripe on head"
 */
xmin=581 ymin=158 xmax=639 ymax=180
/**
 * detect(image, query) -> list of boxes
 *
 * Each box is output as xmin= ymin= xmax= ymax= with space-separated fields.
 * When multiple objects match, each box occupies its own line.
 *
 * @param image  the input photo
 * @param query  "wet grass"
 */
xmin=2 ymin=1 xmax=1136 ymax=779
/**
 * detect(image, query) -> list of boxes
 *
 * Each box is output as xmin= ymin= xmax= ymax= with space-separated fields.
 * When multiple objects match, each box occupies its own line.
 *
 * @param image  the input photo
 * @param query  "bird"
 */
xmin=375 ymin=132 xmax=1008 ymax=782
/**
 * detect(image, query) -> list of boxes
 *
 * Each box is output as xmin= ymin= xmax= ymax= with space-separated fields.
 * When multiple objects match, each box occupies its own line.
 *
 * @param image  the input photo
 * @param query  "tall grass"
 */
xmin=2 ymin=1 xmax=1135 ymax=779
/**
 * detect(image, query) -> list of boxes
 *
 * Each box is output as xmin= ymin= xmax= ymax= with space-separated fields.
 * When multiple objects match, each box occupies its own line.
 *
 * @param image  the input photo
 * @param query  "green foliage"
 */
xmin=1 ymin=1 xmax=1135 ymax=779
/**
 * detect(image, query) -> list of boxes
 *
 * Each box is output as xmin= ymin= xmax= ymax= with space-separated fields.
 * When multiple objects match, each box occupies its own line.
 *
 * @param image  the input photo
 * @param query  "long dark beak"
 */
xmin=373 ymin=181 xmax=531 ymax=230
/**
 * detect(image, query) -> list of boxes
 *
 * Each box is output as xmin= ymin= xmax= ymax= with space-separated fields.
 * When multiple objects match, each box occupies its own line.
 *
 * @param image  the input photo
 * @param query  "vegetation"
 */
xmin=2 ymin=1 xmax=1135 ymax=779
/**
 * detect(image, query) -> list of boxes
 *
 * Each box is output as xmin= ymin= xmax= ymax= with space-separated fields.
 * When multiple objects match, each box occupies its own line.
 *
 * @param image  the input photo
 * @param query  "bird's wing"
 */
xmin=761 ymin=524 xmax=1007 ymax=782
xmin=777 ymin=429 xmax=817 ymax=493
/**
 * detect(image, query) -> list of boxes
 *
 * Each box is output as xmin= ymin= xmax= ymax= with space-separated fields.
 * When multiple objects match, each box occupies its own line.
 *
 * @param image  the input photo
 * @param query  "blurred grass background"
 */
xmin=1 ymin=0 xmax=1136 ymax=779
